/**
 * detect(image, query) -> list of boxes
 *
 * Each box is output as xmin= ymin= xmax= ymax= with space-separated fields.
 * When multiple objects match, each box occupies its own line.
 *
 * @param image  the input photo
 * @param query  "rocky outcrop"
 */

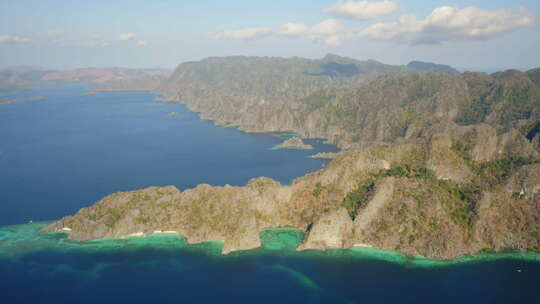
xmin=297 ymin=208 xmax=353 ymax=251
xmin=43 ymin=135 xmax=540 ymax=258
xmin=277 ymin=137 xmax=313 ymax=150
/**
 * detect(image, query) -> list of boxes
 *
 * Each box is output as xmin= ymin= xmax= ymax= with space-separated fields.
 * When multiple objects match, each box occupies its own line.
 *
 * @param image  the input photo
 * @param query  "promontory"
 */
xmin=43 ymin=55 xmax=540 ymax=260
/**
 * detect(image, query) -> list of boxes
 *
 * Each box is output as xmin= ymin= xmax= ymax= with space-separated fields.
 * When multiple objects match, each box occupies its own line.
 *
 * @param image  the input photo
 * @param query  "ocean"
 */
xmin=0 ymin=84 xmax=538 ymax=303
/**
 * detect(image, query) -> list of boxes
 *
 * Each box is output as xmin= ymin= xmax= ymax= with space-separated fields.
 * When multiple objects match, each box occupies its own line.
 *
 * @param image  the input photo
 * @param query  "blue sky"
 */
xmin=0 ymin=0 xmax=539 ymax=71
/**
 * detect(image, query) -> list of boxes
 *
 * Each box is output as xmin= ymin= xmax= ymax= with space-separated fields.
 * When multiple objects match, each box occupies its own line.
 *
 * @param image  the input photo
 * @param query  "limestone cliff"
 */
xmin=43 ymin=134 xmax=540 ymax=259
xmin=158 ymin=55 xmax=540 ymax=151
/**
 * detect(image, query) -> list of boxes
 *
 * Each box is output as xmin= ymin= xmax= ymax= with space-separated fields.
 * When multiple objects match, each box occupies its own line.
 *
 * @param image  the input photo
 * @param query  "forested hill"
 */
xmin=407 ymin=61 xmax=459 ymax=74
xmin=159 ymin=55 xmax=540 ymax=151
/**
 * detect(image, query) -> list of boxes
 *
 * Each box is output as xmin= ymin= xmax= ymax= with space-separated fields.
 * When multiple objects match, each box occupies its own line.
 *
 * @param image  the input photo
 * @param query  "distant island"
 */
xmin=0 ymin=98 xmax=13 ymax=104
xmin=0 ymin=66 xmax=170 ymax=94
xmin=273 ymin=137 xmax=313 ymax=150
xmin=43 ymin=55 xmax=540 ymax=260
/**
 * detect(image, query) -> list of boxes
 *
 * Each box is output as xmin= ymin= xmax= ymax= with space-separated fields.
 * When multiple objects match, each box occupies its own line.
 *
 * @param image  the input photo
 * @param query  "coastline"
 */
xmin=85 ymin=88 xmax=154 ymax=94
xmin=5 ymin=222 xmax=539 ymax=268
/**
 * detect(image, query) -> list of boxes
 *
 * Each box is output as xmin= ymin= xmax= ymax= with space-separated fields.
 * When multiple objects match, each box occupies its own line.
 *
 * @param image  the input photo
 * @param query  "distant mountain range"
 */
xmin=0 ymin=67 xmax=170 ymax=93
xmin=407 ymin=61 xmax=459 ymax=74
xmin=0 ymin=56 xmax=461 ymax=94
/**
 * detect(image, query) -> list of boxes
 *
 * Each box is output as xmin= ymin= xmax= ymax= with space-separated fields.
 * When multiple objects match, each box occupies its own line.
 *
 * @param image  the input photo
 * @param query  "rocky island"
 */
xmin=274 ymin=137 xmax=313 ymax=150
xmin=43 ymin=55 xmax=540 ymax=260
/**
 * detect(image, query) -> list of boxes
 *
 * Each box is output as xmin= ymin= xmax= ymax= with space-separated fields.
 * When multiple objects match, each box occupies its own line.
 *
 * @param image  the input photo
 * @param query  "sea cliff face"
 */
xmin=43 ymin=55 xmax=540 ymax=259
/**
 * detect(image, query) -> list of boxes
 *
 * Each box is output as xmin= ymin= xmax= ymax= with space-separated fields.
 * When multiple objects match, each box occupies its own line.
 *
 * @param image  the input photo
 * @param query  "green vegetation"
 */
xmin=342 ymin=178 xmax=375 ymax=219
xmin=105 ymin=208 xmax=123 ymax=228
xmin=436 ymin=180 xmax=479 ymax=227
xmin=378 ymin=166 xmax=435 ymax=179
xmin=451 ymin=130 xmax=475 ymax=164
xmin=455 ymin=95 xmax=495 ymax=125
xmin=499 ymin=84 xmax=540 ymax=127
xmin=476 ymin=157 xmax=540 ymax=187
xmin=406 ymin=75 xmax=441 ymax=102
xmin=302 ymin=94 xmax=333 ymax=109
xmin=456 ymin=78 xmax=540 ymax=127
xmin=312 ymin=182 xmax=323 ymax=198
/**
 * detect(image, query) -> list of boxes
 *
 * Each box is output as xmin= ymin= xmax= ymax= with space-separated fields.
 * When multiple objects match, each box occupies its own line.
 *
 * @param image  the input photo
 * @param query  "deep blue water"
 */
xmin=0 ymin=83 xmax=337 ymax=226
xmin=2 ymin=246 xmax=539 ymax=304
xmin=1 ymin=84 xmax=539 ymax=304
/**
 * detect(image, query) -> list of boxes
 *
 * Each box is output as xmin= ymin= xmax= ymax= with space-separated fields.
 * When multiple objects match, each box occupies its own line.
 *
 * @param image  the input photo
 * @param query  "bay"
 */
xmin=0 ymin=84 xmax=539 ymax=304
xmin=0 ymin=83 xmax=337 ymax=226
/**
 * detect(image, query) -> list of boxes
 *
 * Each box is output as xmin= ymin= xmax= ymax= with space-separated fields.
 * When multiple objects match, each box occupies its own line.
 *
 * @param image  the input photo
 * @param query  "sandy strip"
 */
xmin=60 ymin=227 xmax=72 ymax=231
xmin=153 ymin=230 xmax=178 ymax=234
xmin=126 ymin=232 xmax=144 ymax=237
xmin=353 ymin=243 xmax=373 ymax=248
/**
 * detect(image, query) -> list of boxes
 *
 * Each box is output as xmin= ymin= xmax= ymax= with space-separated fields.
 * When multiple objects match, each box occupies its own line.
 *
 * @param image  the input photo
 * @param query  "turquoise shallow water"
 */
xmin=1 ymin=84 xmax=540 ymax=303
xmin=1 ymin=223 xmax=539 ymax=303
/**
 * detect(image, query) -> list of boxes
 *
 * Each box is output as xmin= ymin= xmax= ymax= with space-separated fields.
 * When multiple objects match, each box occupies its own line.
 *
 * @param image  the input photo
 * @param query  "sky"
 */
xmin=0 ymin=0 xmax=539 ymax=72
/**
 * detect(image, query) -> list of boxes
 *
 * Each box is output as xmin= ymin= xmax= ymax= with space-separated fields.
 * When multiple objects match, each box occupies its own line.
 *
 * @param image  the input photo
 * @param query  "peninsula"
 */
xmin=43 ymin=55 xmax=540 ymax=260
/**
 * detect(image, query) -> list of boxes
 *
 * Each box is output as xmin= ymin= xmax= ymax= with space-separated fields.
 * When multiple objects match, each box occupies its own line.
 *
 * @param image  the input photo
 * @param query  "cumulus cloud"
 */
xmin=308 ymin=19 xmax=352 ymax=46
xmin=136 ymin=40 xmax=147 ymax=46
xmin=278 ymin=23 xmax=308 ymax=36
xmin=214 ymin=27 xmax=273 ymax=40
xmin=119 ymin=33 xmax=137 ymax=41
xmin=361 ymin=6 xmax=536 ymax=44
xmin=211 ymin=5 xmax=534 ymax=47
xmin=325 ymin=0 xmax=398 ymax=20
xmin=0 ymin=34 xmax=30 ymax=44
xmin=214 ymin=20 xmax=352 ymax=46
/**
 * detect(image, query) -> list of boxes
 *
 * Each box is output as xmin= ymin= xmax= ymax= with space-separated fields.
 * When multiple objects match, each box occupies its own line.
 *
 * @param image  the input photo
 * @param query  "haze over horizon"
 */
xmin=1 ymin=0 xmax=539 ymax=72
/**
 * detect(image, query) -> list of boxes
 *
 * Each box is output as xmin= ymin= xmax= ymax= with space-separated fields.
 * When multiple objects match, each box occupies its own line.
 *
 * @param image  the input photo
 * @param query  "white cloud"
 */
xmin=325 ymin=0 xmax=398 ymax=20
xmin=119 ymin=33 xmax=137 ymax=41
xmin=309 ymin=19 xmax=351 ymax=46
xmin=213 ymin=20 xmax=351 ymax=47
xmin=278 ymin=23 xmax=308 ymax=36
xmin=214 ymin=27 xmax=273 ymax=40
xmin=136 ymin=40 xmax=147 ymax=46
xmin=361 ymin=6 xmax=536 ymax=44
xmin=0 ymin=34 xmax=30 ymax=44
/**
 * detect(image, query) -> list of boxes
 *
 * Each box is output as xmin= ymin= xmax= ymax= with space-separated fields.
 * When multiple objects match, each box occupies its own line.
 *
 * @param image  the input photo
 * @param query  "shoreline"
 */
xmin=5 ymin=222 xmax=538 ymax=268
xmin=85 ymin=88 xmax=154 ymax=94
